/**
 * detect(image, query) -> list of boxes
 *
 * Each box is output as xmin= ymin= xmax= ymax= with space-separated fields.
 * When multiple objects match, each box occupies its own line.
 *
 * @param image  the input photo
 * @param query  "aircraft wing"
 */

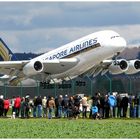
xmin=80 ymin=60 xmax=111 ymax=77
xmin=0 ymin=61 xmax=29 ymax=76
xmin=42 ymin=58 xmax=79 ymax=74
xmin=0 ymin=58 xmax=79 ymax=77
xmin=81 ymin=59 xmax=130 ymax=77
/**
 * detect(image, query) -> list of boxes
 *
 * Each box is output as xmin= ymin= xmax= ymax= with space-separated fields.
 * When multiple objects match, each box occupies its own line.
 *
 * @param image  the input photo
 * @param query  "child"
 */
xmin=91 ymin=106 xmax=101 ymax=119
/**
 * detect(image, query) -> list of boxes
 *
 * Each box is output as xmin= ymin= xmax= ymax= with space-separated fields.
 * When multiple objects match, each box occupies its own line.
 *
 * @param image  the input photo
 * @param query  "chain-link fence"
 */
xmin=0 ymin=74 xmax=140 ymax=98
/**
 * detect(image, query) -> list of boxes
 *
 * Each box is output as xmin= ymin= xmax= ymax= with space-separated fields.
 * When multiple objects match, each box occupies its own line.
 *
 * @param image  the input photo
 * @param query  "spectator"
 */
xmin=25 ymin=96 xmax=30 ymax=118
xmin=99 ymin=94 xmax=105 ymax=118
xmin=32 ymin=96 xmax=37 ymax=117
xmin=68 ymin=96 xmax=76 ymax=119
xmin=90 ymin=93 xmax=101 ymax=117
xmin=47 ymin=97 xmax=55 ymax=119
xmin=133 ymin=95 xmax=139 ymax=118
xmin=29 ymin=99 xmax=33 ymax=117
xmin=74 ymin=95 xmax=82 ymax=110
xmin=129 ymin=95 xmax=134 ymax=118
xmin=14 ymin=96 xmax=21 ymax=117
xmin=104 ymin=95 xmax=110 ymax=118
xmin=88 ymin=97 xmax=93 ymax=119
xmin=81 ymin=95 xmax=88 ymax=118
xmin=116 ymin=94 xmax=122 ymax=118
xmin=121 ymin=95 xmax=129 ymax=118
xmin=0 ymin=95 xmax=4 ymax=117
xmin=62 ymin=94 xmax=69 ymax=118
xmin=55 ymin=96 xmax=59 ymax=118
xmin=36 ymin=96 xmax=42 ymax=118
xmin=108 ymin=93 xmax=117 ymax=118
xmin=4 ymin=98 xmax=10 ymax=117
xmin=91 ymin=105 xmax=100 ymax=119
xmin=58 ymin=95 xmax=63 ymax=118
xmin=95 ymin=93 xmax=101 ymax=113
xmin=20 ymin=97 xmax=25 ymax=119
xmin=89 ymin=96 xmax=96 ymax=118
xmin=74 ymin=95 xmax=81 ymax=117
xmin=11 ymin=96 xmax=16 ymax=115
xmin=42 ymin=96 xmax=47 ymax=117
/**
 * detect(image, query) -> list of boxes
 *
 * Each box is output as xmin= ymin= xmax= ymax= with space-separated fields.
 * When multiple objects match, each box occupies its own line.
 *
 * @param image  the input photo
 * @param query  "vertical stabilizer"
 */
xmin=0 ymin=38 xmax=18 ymax=61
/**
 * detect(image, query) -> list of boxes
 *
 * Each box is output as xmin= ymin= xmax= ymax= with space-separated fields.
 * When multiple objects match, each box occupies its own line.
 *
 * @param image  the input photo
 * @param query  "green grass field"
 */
xmin=0 ymin=118 xmax=140 ymax=138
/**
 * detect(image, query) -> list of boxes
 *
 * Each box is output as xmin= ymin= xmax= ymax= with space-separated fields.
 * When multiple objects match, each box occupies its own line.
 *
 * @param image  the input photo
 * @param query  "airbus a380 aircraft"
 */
xmin=0 ymin=30 xmax=140 ymax=86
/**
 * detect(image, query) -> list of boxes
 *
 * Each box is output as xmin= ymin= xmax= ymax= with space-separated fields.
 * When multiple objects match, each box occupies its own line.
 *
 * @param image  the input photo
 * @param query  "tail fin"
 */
xmin=0 ymin=38 xmax=18 ymax=61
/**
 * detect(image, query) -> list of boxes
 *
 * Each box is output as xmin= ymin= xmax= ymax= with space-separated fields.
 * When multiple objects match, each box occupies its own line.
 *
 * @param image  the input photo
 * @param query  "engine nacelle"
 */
xmin=23 ymin=61 xmax=43 ymax=76
xmin=125 ymin=59 xmax=140 ymax=74
xmin=109 ymin=59 xmax=128 ymax=74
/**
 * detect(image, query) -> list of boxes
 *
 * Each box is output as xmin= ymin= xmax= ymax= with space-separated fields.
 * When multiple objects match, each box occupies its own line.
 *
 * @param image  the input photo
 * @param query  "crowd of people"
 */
xmin=0 ymin=92 xmax=139 ymax=119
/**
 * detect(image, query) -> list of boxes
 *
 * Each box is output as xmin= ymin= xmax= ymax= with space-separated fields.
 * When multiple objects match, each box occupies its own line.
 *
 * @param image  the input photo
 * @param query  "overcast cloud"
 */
xmin=0 ymin=2 xmax=140 ymax=53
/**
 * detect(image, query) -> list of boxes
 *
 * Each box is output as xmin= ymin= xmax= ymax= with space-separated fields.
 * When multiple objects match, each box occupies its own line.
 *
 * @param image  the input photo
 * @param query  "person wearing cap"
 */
xmin=24 ymin=96 xmax=30 ymax=118
xmin=62 ymin=94 xmax=69 ymax=118
xmin=58 ymin=95 xmax=63 ymax=118
xmin=36 ymin=96 xmax=42 ymax=118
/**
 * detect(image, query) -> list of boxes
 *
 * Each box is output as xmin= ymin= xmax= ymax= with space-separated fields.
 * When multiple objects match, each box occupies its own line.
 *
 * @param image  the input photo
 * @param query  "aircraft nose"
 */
xmin=112 ymin=37 xmax=127 ymax=48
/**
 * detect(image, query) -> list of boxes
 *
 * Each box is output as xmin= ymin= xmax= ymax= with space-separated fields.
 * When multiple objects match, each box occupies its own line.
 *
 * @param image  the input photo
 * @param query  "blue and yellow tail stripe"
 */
xmin=0 ymin=38 xmax=18 ymax=61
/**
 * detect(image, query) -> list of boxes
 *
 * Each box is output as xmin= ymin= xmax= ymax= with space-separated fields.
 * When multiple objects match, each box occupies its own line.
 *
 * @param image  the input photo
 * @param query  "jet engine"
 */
xmin=23 ymin=61 xmax=44 ymax=76
xmin=125 ymin=59 xmax=140 ymax=74
xmin=109 ymin=59 xmax=128 ymax=74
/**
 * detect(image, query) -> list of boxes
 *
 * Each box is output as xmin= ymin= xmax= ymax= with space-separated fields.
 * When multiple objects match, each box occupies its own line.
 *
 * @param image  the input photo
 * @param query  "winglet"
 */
xmin=0 ymin=38 xmax=18 ymax=61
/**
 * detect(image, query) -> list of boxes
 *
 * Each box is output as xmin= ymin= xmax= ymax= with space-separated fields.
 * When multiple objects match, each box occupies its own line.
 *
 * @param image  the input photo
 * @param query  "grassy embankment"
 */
xmin=0 ymin=118 xmax=139 ymax=138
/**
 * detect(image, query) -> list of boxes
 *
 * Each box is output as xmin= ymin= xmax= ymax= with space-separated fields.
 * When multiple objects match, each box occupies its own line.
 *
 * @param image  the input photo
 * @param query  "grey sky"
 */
xmin=0 ymin=2 xmax=140 ymax=53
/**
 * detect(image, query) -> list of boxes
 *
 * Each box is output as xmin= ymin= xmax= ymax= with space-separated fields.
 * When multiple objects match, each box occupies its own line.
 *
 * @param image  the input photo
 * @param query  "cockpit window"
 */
xmin=111 ymin=36 xmax=120 ymax=39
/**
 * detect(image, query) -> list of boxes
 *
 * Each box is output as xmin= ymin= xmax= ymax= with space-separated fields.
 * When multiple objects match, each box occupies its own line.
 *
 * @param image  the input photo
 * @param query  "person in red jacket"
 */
xmin=4 ymin=98 xmax=10 ymax=117
xmin=14 ymin=96 xmax=21 ymax=117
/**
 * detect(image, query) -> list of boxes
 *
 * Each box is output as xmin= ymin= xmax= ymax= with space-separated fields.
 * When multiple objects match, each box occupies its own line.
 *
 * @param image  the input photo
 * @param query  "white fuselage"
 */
xmin=32 ymin=30 xmax=127 ymax=81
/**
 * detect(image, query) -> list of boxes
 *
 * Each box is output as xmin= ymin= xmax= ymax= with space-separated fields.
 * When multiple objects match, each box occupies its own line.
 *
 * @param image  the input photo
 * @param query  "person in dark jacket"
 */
xmin=104 ymin=95 xmax=110 ymax=118
xmin=32 ymin=96 xmax=37 ymax=117
xmin=62 ymin=94 xmax=69 ymax=118
xmin=121 ymin=95 xmax=129 ymax=118
xmin=54 ymin=96 xmax=59 ymax=118
xmin=68 ymin=96 xmax=75 ymax=119
xmin=133 ymin=95 xmax=139 ymax=118
xmin=0 ymin=95 xmax=4 ymax=117
xmin=36 ymin=96 xmax=42 ymax=118
xmin=116 ymin=94 xmax=122 ymax=118
xmin=20 ymin=97 xmax=25 ymax=119
xmin=57 ymin=95 xmax=63 ymax=118
xmin=99 ymin=94 xmax=105 ymax=118
xmin=74 ymin=95 xmax=81 ymax=111
xmin=25 ymin=96 xmax=30 ymax=118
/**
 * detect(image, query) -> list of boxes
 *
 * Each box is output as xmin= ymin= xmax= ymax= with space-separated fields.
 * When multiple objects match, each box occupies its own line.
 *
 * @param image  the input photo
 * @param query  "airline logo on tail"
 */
xmin=0 ymin=38 xmax=18 ymax=61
